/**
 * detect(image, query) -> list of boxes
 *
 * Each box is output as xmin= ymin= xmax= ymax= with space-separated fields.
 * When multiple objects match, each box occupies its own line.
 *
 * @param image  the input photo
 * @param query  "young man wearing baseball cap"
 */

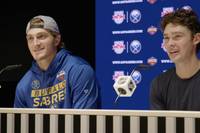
xmin=14 ymin=15 xmax=100 ymax=108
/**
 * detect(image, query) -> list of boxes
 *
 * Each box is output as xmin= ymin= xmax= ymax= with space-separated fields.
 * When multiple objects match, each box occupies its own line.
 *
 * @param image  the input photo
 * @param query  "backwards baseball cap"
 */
xmin=26 ymin=15 xmax=60 ymax=34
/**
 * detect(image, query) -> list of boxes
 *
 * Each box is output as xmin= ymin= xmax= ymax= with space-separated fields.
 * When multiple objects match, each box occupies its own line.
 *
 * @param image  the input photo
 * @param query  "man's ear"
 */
xmin=193 ymin=33 xmax=200 ymax=45
xmin=55 ymin=34 xmax=61 ymax=46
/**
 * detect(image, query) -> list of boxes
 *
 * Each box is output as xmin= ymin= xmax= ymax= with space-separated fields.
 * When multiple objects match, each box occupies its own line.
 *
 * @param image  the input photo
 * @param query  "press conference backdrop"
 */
xmin=96 ymin=0 xmax=200 ymax=109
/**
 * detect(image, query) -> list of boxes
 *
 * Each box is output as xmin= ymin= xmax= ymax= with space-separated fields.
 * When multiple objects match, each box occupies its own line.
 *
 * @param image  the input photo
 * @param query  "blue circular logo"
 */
xmin=130 ymin=40 xmax=142 ymax=54
xmin=131 ymin=71 xmax=142 ymax=84
xmin=31 ymin=80 xmax=40 ymax=89
xmin=130 ymin=9 xmax=141 ymax=23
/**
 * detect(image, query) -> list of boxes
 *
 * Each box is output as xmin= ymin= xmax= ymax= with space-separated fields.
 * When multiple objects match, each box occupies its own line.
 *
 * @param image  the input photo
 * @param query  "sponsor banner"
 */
xmin=96 ymin=0 xmax=200 ymax=109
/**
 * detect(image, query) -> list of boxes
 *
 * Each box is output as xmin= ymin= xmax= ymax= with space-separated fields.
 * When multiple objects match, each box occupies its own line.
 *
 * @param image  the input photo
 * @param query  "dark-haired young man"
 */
xmin=150 ymin=9 xmax=200 ymax=110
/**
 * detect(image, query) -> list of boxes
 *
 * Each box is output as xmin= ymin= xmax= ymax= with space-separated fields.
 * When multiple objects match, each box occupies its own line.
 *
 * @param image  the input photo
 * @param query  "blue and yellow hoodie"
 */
xmin=14 ymin=49 xmax=100 ymax=108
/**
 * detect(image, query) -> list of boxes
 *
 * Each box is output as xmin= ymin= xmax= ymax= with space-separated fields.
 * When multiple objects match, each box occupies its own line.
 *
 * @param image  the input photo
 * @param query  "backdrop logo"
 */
xmin=129 ymin=9 xmax=141 ymax=23
xmin=147 ymin=57 xmax=157 ymax=66
xmin=112 ymin=41 xmax=126 ymax=54
xmin=131 ymin=71 xmax=142 ymax=84
xmin=113 ymin=71 xmax=125 ymax=81
xmin=182 ymin=5 xmax=192 ymax=11
xmin=130 ymin=40 xmax=142 ymax=54
xmin=112 ymin=11 xmax=125 ymax=24
xmin=161 ymin=7 xmax=174 ymax=17
xmin=147 ymin=26 xmax=158 ymax=35
xmin=147 ymin=0 xmax=157 ymax=4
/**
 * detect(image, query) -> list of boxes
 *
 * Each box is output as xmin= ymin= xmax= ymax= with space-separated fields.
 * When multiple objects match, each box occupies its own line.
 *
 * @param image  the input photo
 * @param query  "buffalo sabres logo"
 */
xmin=130 ymin=40 xmax=142 ymax=54
xmin=131 ymin=71 xmax=142 ymax=84
xmin=56 ymin=70 xmax=66 ymax=81
xmin=129 ymin=9 xmax=141 ymax=23
xmin=31 ymin=80 xmax=40 ymax=89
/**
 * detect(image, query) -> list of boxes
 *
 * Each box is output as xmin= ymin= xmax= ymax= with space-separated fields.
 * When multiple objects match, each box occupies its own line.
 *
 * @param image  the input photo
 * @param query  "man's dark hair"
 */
xmin=161 ymin=9 xmax=200 ymax=53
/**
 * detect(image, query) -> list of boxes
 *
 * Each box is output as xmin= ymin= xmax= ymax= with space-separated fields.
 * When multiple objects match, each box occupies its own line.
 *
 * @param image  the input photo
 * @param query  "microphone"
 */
xmin=113 ymin=64 xmax=151 ymax=104
xmin=0 ymin=64 xmax=23 ymax=75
